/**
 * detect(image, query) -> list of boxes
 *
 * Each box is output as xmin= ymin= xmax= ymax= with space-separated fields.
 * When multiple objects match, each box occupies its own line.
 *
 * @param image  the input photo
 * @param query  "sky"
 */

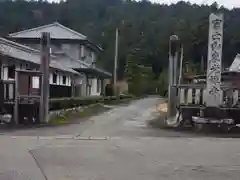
xmin=48 ymin=0 xmax=240 ymax=9
xmin=149 ymin=0 xmax=240 ymax=9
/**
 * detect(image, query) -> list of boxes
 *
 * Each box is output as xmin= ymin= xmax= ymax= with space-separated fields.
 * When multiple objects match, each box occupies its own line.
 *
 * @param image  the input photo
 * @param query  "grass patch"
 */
xmin=48 ymin=116 xmax=67 ymax=125
xmin=49 ymin=95 xmax=135 ymax=111
xmin=48 ymin=103 xmax=111 ymax=125
xmin=79 ymin=110 xmax=89 ymax=117
xmin=48 ymin=96 xmax=137 ymax=126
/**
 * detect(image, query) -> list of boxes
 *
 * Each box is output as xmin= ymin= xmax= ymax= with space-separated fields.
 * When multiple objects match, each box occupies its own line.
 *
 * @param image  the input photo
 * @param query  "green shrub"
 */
xmin=49 ymin=95 xmax=134 ymax=111
xmin=105 ymin=84 xmax=114 ymax=96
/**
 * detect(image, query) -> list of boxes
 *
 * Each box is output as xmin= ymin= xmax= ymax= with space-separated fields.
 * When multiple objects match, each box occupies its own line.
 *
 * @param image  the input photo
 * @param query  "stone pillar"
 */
xmin=206 ymin=13 xmax=223 ymax=107
xmin=168 ymin=35 xmax=180 ymax=118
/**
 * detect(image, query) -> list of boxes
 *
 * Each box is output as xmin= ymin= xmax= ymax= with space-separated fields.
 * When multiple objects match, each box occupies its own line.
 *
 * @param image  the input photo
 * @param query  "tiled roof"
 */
xmin=229 ymin=54 xmax=240 ymax=72
xmin=8 ymin=22 xmax=86 ymax=40
xmin=0 ymin=37 xmax=79 ymax=74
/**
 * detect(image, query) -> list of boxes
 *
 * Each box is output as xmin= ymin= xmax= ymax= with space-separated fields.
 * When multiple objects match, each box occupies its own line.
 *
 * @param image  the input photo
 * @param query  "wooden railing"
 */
xmin=176 ymin=84 xmax=240 ymax=107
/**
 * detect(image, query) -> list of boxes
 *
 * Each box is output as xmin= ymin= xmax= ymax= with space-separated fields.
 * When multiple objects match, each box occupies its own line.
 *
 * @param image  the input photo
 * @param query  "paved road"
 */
xmin=1 ymin=97 xmax=240 ymax=179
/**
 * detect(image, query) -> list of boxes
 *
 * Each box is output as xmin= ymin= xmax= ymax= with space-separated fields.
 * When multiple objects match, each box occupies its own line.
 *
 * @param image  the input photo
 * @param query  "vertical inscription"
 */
xmin=206 ymin=13 xmax=223 ymax=107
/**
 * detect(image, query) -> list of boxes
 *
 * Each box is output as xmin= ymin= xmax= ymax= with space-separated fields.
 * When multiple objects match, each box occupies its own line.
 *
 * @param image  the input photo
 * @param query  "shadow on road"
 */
xmin=148 ymin=116 xmax=240 ymax=138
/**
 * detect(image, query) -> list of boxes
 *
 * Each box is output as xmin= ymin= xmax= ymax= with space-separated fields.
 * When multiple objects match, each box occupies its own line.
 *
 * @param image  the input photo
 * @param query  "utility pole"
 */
xmin=200 ymin=56 xmax=204 ymax=73
xmin=113 ymin=28 xmax=119 ymax=95
xmin=0 ymin=55 xmax=3 ymax=119
xmin=40 ymin=32 xmax=50 ymax=123
xmin=178 ymin=45 xmax=184 ymax=85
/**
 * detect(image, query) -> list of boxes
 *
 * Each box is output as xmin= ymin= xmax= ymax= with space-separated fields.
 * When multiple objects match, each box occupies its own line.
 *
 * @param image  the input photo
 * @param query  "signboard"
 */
xmin=206 ymin=13 xmax=223 ymax=107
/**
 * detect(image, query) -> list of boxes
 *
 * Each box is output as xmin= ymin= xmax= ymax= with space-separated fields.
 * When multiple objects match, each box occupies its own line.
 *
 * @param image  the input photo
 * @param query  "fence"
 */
xmin=177 ymin=84 xmax=240 ymax=107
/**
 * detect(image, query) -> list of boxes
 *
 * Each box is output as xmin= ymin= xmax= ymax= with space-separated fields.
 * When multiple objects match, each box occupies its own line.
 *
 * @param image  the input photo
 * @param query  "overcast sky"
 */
xmin=48 ymin=0 xmax=240 ymax=9
xmin=149 ymin=0 xmax=240 ymax=8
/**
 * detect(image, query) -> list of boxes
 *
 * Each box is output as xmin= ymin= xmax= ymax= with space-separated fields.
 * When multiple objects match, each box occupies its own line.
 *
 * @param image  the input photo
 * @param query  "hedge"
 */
xmin=49 ymin=94 xmax=134 ymax=111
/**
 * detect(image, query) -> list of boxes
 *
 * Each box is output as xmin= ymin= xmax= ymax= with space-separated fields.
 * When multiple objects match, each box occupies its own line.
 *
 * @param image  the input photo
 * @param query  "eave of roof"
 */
xmin=74 ymin=67 xmax=112 ymax=78
xmin=0 ymin=37 xmax=79 ymax=74
xmin=83 ymin=39 xmax=103 ymax=52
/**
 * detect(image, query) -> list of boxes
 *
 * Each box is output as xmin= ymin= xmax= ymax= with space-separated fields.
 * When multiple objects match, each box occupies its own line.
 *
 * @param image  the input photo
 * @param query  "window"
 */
xmin=32 ymin=76 xmax=40 ymax=89
xmin=62 ymin=75 xmax=66 ymax=85
xmin=55 ymin=43 xmax=62 ymax=49
xmin=92 ymin=52 xmax=95 ymax=62
xmin=53 ymin=73 xmax=57 ymax=84
xmin=88 ymin=50 xmax=93 ymax=58
xmin=26 ymin=64 xmax=31 ymax=70
xmin=3 ymin=66 xmax=8 ymax=80
xmin=84 ymin=48 xmax=92 ymax=58
xmin=92 ymin=61 xmax=96 ymax=68
xmin=8 ymin=65 xmax=15 ymax=79
xmin=80 ymin=45 xmax=85 ymax=59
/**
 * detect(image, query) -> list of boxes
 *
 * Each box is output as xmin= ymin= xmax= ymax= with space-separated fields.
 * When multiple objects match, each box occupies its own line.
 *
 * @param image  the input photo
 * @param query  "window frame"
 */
xmin=8 ymin=65 xmax=15 ymax=79
xmin=62 ymin=75 xmax=67 ymax=85
xmin=52 ymin=73 xmax=57 ymax=84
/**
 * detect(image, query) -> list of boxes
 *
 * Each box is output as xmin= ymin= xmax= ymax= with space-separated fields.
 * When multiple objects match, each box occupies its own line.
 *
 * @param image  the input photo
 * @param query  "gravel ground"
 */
xmin=1 ymin=96 xmax=240 ymax=180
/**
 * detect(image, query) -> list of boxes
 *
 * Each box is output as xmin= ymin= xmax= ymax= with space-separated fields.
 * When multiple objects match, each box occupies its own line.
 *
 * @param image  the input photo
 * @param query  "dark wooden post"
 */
xmin=14 ymin=70 xmax=19 ymax=124
xmin=100 ymin=78 xmax=104 ymax=96
xmin=71 ymin=76 xmax=75 ymax=98
xmin=0 ymin=57 xmax=3 ymax=113
xmin=0 ymin=80 xmax=4 ymax=114
xmin=86 ymin=74 xmax=90 ymax=96
xmin=40 ymin=32 xmax=50 ymax=123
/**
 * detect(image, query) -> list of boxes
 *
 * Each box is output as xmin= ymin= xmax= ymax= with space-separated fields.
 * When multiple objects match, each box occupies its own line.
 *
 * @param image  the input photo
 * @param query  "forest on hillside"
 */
xmin=0 ymin=0 xmax=240 ymax=94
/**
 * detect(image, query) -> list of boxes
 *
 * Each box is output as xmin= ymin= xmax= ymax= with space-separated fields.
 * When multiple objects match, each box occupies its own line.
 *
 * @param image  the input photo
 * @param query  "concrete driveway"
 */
xmin=1 ymin=97 xmax=240 ymax=179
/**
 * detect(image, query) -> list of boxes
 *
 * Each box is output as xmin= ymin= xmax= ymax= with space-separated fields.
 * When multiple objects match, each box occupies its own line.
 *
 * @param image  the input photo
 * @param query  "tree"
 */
xmin=0 ymin=0 xmax=240 ymax=94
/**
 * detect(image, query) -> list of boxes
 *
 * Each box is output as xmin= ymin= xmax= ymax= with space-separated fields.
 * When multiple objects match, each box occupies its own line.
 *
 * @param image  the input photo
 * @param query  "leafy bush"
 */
xmin=158 ymin=70 xmax=168 ymax=96
xmin=49 ymin=95 xmax=134 ymax=111
xmin=105 ymin=84 xmax=114 ymax=96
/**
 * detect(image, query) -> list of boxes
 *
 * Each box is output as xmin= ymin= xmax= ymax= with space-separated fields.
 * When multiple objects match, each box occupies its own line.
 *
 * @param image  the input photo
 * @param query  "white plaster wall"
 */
xmin=80 ymin=45 xmax=84 ymax=59
xmin=80 ymin=46 xmax=97 ymax=66
xmin=62 ymin=44 xmax=80 ymax=60
xmin=73 ymin=75 xmax=85 ymax=97
xmin=2 ymin=66 xmax=8 ymax=80
xmin=90 ymin=78 xmax=101 ymax=96
xmin=57 ymin=74 xmax=61 ymax=85
xmin=49 ymin=73 xmax=53 ymax=84
xmin=81 ymin=75 xmax=87 ymax=96
xmin=59 ymin=74 xmax=63 ymax=85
